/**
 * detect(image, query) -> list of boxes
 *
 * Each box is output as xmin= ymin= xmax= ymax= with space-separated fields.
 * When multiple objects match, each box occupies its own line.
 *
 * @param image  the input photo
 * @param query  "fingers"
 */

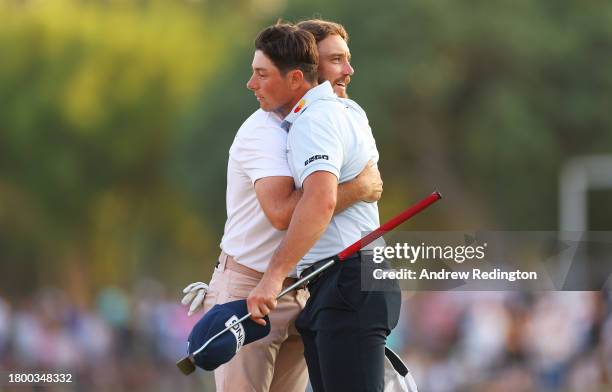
xmin=247 ymin=297 xmax=265 ymax=326
xmin=259 ymin=302 xmax=274 ymax=315
xmin=249 ymin=302 xmax=275 ymax=326
xmin=251 ymin=315 xmax=267 ymax=327
xmin=249 ymin=304 xmax=268 ymax=326
xmin=246 ymin=277 xmax=281 ymax=327
xmin=362 ymin=161 xmax=381 ymax=184
xmin=363 ymin=183 xmax=383 ymax=202
xmin=188 ymin=289 xmax=206 ymax=316
xmin=247 ymin=297 xmax=276 ymax=314
xmin=181 ymin=282 xmax=209 ymax=316
xmin=183 ymin=282 xmax=208 ymax=293
xmin=182 ymin=282 xmax=201 ymax=293
xmin=359 ymin=160 xmax=383 ymax=202
xmin=181 ymin=290 xmax=197 ymax=305
xmin=247 ymin=295 xmax=277 ymax=327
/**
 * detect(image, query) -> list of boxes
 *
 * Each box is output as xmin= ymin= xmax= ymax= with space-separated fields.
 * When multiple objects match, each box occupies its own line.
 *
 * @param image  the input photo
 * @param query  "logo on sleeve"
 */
xmin=304 ymin=155 xmax=329 ymax=166
xmin=294 ymin=99 xmax=306 ymax=113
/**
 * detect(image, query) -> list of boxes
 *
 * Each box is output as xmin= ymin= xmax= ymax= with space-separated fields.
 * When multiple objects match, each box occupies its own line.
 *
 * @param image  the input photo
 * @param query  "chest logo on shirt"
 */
xmin=304 ymin=154 xmax=329 ymax=166
xmin=294 ymin=99 xmax=306 ymax=113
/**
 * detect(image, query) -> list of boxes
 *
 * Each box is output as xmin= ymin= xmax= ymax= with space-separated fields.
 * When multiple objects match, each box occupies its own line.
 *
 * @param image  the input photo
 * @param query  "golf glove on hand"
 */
xmin=181 ymin=282 xmax=210 ymax=316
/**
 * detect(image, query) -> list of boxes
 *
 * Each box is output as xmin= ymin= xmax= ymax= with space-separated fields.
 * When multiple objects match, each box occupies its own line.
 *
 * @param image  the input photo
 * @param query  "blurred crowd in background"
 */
xmin=0 ymin=279 xmax=212 ymax=392
xmin=1 ymin=284 xmax=610 ymax=391
xmin=394 ymin=291 xmax=611 ymax=391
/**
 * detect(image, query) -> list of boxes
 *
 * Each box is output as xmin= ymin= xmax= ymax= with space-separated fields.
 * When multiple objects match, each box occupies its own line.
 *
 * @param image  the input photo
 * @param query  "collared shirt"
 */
xmin=284 ymin=81 xmax=382 ymax=274
xmin=221 ymin=109 xmax=299 ymax=276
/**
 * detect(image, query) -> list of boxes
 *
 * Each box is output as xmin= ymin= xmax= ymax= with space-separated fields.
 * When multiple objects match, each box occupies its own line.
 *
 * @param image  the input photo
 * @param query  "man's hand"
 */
xmin=355 ymin=160 xmax=383 ymax=202
xmin=181 ymin=282 xmax=209 ymax=316
xmin=246 ymin=277 xmax=282 ymax=326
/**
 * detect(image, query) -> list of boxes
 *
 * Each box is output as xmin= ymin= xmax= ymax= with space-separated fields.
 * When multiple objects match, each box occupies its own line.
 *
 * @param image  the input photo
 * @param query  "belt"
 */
xmin=218 ymin=251 xmax=298 ymax=288
xmin=298 ymin=251 xmax=362 ymax=286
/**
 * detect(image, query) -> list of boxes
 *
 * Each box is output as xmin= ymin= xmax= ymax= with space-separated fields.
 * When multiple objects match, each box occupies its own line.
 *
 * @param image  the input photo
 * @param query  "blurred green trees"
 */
xmin=0 ymin=0 xmax=258 ymax=293
xmin=281 ymin=0 xmax=612 ymax=228
xmin=1 ymin=0 xmax=611 ymax=296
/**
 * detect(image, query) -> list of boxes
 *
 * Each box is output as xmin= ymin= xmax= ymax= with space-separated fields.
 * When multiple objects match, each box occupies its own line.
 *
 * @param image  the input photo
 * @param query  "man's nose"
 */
xmin=343 ymin=61 xmax=354 ymax=76
xmin=247 ymin=74 xmax=257 ymax=90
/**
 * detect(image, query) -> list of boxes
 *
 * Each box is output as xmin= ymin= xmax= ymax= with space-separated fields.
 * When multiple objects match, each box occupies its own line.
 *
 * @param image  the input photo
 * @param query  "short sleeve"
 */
xmin=232 ymin=126 xmax=292 ymax=183
xmin=288 ymin=113 xmax=343 ymax=187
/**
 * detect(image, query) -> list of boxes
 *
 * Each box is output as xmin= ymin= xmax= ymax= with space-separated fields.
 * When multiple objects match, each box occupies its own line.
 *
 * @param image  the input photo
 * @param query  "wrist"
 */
xmin=352 ymin=177 xmax=366 ymax=199
xmin=267 ymin=270 xmax=286 ymax=284
xmin=263 ymin=264 xmax=288 ymax=285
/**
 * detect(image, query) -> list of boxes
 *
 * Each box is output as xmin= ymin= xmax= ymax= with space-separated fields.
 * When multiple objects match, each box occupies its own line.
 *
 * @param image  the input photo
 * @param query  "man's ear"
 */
xmin=288 ymin=69 xmax=305 ymax=89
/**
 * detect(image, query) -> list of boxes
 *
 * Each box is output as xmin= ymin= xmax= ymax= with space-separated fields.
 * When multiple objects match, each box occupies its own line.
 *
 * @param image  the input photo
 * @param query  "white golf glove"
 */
xmin=181 ymin=281 xmax=210 ymax=316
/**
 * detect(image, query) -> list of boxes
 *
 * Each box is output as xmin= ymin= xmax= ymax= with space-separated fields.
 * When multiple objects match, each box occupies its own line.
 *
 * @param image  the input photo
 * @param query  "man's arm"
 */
xmin=255 ymin=160 xmax=381 ymax=230
xmin=254 ymin=176 xmax=301 ymax=230
xmin=247 ymin=171 xmax=337 ymax=325
xmin=337 ymin=161 xmax=382 ymax=211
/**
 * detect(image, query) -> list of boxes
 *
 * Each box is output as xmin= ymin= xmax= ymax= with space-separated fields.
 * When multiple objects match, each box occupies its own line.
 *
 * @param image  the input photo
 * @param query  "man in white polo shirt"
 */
xmin=180 ymin=21 xmax=382 ymax=392
xmin=247 ymin=23 xmax=401 ymax=392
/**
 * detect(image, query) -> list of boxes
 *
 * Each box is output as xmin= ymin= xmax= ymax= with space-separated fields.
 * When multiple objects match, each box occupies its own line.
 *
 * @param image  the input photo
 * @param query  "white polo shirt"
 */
xmin=220 ymin=109 xmax=295 ymax=274
xmin=282 ymin=81 xmax=382 ymax=274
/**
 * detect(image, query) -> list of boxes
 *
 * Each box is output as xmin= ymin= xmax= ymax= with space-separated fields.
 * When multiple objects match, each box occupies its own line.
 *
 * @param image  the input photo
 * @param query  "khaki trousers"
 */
xmin=202 ymin=252 xmax=309 ymax=392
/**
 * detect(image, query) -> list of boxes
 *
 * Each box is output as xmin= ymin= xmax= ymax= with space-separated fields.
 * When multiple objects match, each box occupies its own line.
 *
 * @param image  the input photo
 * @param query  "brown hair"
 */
xmin=296 ymin=19 xmax=349 ymax=44
xmin=254 ymin=23 xmax=318 ymax=83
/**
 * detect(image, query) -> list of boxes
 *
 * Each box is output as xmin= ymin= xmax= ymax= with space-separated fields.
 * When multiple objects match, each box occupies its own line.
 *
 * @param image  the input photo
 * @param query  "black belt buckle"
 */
xmin=299 ymin=258 xmax=331 ymax=288
xmin=299 ymin=262 xmax=324 ymax=288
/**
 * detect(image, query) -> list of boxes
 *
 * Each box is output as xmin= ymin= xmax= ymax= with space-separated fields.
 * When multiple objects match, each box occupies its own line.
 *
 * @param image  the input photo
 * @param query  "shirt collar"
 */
xmin=280 ymin=81 xmax=335 ymax=131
